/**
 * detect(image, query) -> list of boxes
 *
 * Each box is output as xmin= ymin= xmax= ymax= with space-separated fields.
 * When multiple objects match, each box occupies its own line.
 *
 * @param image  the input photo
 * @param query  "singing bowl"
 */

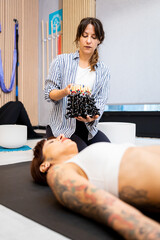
xmin=0 ymin=124 xmax=27 ymax=148
xmin=97 ymin=122 xmax=136 ymax=144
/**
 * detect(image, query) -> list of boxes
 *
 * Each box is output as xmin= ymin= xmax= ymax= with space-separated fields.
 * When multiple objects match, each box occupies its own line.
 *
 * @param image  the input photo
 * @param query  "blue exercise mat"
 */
xmin=0 ymin=145 xmax=31 ymax=152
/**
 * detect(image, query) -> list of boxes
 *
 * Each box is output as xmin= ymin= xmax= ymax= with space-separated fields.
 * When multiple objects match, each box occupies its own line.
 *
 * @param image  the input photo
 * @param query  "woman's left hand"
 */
xmin=75 ymin=115 xmax=99 ymax=123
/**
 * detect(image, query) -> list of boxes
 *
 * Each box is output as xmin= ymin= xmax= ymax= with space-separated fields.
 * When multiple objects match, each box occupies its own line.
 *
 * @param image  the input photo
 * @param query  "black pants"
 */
xmin=46 ymin=120 xmax=110 ymax=152
xmin=0 ymin=101 xmax=42 ymax=139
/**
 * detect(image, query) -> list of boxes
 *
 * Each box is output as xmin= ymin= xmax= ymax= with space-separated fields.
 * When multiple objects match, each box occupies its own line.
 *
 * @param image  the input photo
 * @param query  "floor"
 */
xmin=0 ymin=205 xmax=69 ymax=240
xmin=0 ymin=131 xmax=70 ymax=240
xmin=0 ymin=133 xmax=160 ymax=240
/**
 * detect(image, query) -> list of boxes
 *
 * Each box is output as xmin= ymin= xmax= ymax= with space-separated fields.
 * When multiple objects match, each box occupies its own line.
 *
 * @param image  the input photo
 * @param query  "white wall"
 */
xmin=38 ymin=0 xmax=160 ymax=126
xmin=96 ymin=0 xmax=160 ymax=104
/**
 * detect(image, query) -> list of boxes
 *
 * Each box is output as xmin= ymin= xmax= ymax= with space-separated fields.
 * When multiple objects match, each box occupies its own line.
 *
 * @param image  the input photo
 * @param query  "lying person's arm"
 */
xmin=47 ymin=164 xmax=160 ymax=240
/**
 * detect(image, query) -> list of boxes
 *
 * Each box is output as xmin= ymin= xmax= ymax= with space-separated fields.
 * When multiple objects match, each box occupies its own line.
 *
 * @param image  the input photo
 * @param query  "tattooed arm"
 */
xmin=119 ymin=186 xmax=160 ymax=212
xmin=47 ymin=164 xmax=160 ymax=240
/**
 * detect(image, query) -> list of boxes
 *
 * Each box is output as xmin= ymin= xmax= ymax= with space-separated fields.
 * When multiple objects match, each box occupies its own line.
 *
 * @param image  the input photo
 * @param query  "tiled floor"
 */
xmin=0 ymin=135 xmax=160 ymax=240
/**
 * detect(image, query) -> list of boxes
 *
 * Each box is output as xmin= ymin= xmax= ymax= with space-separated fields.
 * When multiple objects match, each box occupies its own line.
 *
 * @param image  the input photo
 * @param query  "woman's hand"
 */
xmin=49 ymin=84 xmax=72 ymax=101
xmin=75 ymin=115 xmax=99 ymax=123
xmin=64 ymin=84 xmax=72 ymax=96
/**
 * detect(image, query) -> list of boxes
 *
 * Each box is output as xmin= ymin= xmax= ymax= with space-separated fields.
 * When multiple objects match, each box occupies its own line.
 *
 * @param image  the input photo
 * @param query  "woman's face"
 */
xmin=42 ymin=134 xmax=78 ymax=164
xmin=79 ymin=24 xmax=100 ymax=57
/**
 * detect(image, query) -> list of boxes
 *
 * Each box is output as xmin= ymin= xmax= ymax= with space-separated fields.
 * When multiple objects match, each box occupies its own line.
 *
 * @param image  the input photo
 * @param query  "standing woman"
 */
xmin=45 ymin=17 xmax=110 ymax=151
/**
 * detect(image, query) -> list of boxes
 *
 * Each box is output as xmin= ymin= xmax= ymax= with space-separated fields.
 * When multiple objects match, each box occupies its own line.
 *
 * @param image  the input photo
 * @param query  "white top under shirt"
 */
xmin=75 ymin=66 xmax=96 ymax=90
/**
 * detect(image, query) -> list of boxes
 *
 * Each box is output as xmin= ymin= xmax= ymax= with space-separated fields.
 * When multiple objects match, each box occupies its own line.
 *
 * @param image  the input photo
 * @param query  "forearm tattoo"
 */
xmin=51 ymin=171 xmax=160 ymax=240
xmin=120 ymin=186 xmax=160 ymax=212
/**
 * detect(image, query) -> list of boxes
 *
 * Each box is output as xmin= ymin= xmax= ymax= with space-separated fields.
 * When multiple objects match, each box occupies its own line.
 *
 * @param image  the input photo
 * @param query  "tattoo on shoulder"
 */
xmin=53 ymin=165 xmax=60 ymax=170
xmin=46 ymin=157 xmax=53 ymax=162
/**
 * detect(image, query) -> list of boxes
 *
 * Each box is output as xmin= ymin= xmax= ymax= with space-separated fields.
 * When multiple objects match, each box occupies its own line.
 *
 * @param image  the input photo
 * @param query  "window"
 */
xmin=105 ymin=104 xmax=160 ymax=112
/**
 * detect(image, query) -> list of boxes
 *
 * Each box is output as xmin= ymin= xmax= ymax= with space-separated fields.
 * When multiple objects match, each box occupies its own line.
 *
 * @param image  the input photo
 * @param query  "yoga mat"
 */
xmin=0 ymin=145 xmax=31 ymax=152
xmin=0 ymin=162 xmax=159 ymax=239
xmin=0 ymin=162 xmax=124 ymax=240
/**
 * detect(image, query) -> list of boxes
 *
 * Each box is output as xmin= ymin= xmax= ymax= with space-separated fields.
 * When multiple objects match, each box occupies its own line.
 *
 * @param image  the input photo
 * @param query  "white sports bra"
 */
xmin=66 ymin=142 xmax=131 ymax=196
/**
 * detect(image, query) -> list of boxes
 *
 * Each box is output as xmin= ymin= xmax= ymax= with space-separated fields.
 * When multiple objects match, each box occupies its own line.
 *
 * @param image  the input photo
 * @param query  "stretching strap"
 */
xmin=0 ymin=21 xmax=18 ymax=93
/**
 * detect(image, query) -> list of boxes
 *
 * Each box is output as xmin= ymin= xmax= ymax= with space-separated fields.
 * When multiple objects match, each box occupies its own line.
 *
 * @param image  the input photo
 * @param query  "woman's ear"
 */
xmin=39 ymin=161 xmax=51 ymax=173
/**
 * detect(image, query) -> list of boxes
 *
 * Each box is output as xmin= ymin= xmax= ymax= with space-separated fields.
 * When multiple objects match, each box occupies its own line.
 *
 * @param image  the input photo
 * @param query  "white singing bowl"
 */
xmin=0 ymin=124 xmax=27 ymax=148
xmin=97 ymin=122 xmax=136 ymax=144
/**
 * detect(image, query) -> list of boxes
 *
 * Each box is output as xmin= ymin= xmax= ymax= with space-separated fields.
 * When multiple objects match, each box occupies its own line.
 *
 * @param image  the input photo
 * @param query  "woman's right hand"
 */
xmin=49 ymin=84 xmax=72 ymax=101
xmin=64 ymin=84 xmax=72 ymax=96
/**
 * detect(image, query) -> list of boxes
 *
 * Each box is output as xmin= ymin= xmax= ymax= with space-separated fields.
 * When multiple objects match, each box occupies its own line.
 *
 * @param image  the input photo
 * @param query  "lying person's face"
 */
xmin=42 ymin=134 xmax=78 ymax=165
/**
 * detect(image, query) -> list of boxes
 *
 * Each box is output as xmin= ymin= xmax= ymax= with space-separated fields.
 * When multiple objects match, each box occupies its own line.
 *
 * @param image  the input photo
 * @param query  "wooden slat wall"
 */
xmin=0 ymin=0 xmax=22 ymax=105
xmin=0 ymin=0 xmax=38 ymax=125
xmin=0 ymin=0 xmax=5 ymax=103
xmin=63 ymin=0 xmax=95 ymax=53
xmin=22 ymin=0 xmax=39 ymax=125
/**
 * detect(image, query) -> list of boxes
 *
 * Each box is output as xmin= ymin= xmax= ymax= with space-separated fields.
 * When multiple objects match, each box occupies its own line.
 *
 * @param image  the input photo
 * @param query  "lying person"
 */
xmin=0 ymin=101 xmax=43 ymax=139
xmin=31 ymin=135 xmax=160 ymax=239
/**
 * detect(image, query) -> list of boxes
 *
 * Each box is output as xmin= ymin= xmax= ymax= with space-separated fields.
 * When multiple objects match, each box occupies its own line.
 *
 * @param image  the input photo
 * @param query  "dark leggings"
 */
xmin=46 ymin=120 xmax=110 ymax=152
xmin=0 ymin=101 xmax=41 ymax=139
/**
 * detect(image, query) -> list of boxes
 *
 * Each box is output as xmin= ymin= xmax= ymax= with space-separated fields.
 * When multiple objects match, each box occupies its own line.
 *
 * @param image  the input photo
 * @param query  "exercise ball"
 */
xmin=97 ymin=122 xmax=136 ymax=144
xmin=0 ymin=124 xmax=27 ymax=148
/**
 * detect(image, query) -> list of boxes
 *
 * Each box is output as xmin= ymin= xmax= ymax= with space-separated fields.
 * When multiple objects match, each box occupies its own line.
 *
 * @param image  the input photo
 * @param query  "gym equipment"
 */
xmin=13 ymin=19 xmax=19 ymax=101
xmin=0 ymin=145 xmax=31 ymax=152
xmin=65 ymin=84 xmax=100 ymax=119
xmin=0 ymin=124 xmax=27 ymax=148
xmin=97 ymin=122 xmax=136 ymax=144
xmin=0 ymin=161 xmax=159 ymax=240
xmin=41 ymin=20 xmax=63 ymax=89
xmin=0 ymin=162 xmax=123 ymax=240
xmin=0 ymin=19 xmax=19 ymax=97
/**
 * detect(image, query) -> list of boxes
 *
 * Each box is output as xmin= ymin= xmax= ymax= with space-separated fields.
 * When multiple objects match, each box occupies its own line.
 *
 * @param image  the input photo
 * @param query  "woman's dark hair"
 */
xmin=31 ymin=136 xmax=56 ymax=185
xmin=75 ymin=17 xmax=105 ymax=71
xmin=30 ymin=139 xmax=48 ymax=185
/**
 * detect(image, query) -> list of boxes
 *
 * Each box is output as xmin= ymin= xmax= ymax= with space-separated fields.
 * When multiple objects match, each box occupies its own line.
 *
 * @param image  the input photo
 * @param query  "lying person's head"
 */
xmin=30 ymin=134 xmax=78 ymax=185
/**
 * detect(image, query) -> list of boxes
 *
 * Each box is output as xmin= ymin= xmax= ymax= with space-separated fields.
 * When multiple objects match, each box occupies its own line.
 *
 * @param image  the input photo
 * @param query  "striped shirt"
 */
xmin=44 ymin=51 xmax=110 ymax=140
